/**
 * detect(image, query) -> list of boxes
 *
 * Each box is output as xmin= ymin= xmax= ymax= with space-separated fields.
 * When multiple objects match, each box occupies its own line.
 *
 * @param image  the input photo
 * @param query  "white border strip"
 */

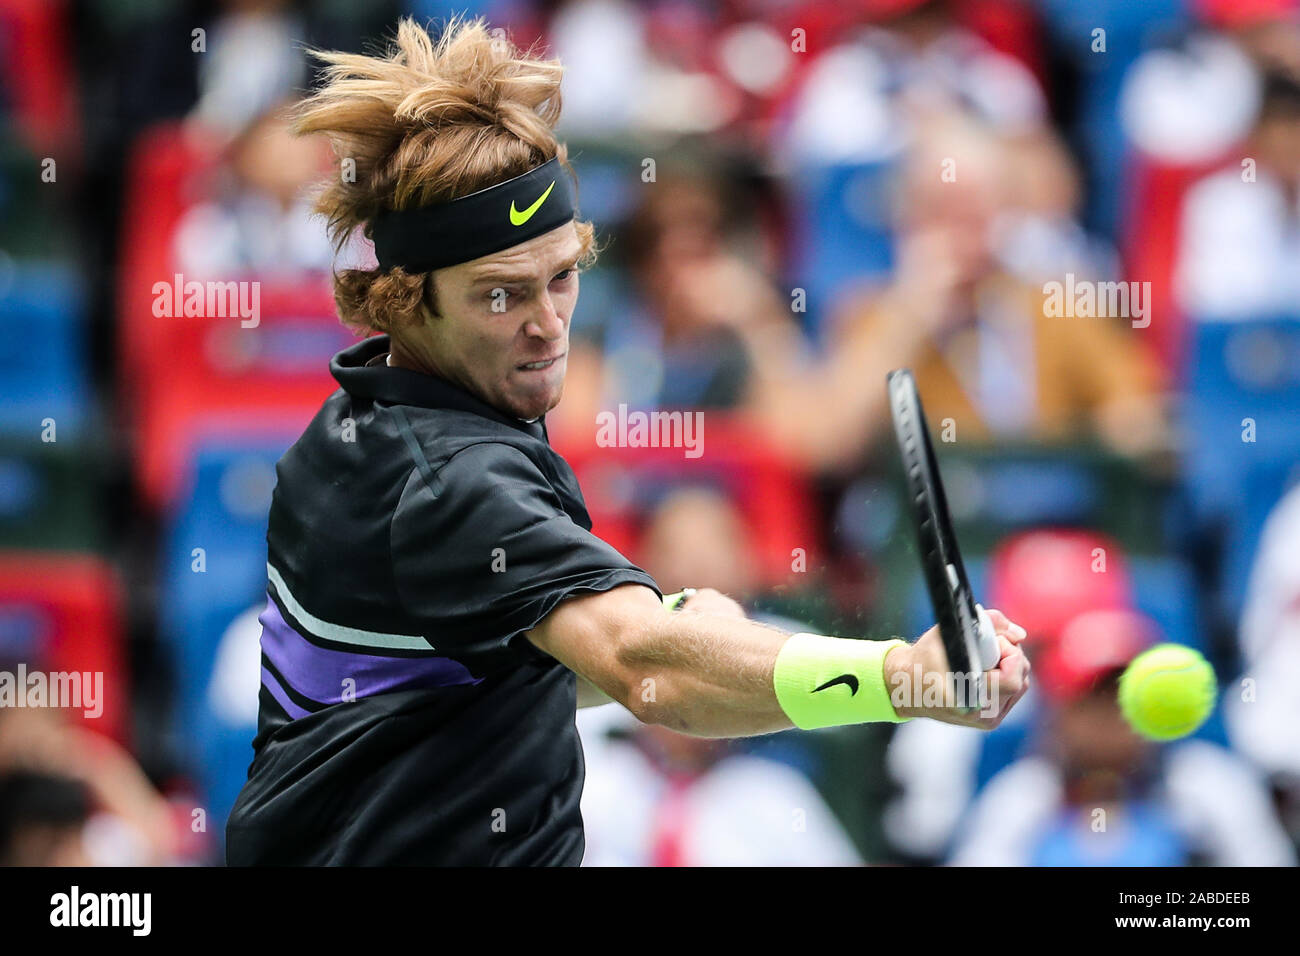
xmin=267 ymin=563 xmax=432 ymax=651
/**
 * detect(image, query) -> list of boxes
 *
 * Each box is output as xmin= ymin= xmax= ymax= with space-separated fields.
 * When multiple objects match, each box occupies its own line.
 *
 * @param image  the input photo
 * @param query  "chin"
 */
xmin=507 ymin=372 xmax=565 ymax=421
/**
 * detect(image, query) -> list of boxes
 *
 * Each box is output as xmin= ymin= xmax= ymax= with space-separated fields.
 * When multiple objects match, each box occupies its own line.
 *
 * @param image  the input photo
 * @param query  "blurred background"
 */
xmin=1 ymin=0 xmax=1298 ymax=866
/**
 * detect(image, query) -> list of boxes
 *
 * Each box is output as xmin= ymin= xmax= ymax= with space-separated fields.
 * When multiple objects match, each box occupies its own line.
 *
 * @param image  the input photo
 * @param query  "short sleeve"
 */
xmin=390 ymin=442 xmax=660 ymax=663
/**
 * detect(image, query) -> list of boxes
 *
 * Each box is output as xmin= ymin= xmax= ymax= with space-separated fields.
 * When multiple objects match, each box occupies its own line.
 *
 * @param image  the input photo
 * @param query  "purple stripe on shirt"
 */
xmin=261 ymin=665 xmax=313 ymax=720
xmin=258 ymin=596 xmax=481 ymax=705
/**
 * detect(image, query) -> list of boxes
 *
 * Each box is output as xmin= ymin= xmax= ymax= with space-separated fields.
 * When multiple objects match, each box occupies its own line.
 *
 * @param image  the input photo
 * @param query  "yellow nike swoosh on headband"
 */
xmin=509 ymin=180 xmax=556 ymax=226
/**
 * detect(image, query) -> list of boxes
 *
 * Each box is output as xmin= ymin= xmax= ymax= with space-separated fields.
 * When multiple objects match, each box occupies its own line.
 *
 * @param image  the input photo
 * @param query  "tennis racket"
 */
xmin=887 ymin=368 xmax=1000 ymax=711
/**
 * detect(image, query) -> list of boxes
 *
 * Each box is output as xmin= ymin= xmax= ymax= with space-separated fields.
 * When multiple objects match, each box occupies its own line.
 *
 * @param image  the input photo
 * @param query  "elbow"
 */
xmin=610 ymin=620 xmax=692 ymax=732
xmin=621 ymin=682 xmax=693 ymax=733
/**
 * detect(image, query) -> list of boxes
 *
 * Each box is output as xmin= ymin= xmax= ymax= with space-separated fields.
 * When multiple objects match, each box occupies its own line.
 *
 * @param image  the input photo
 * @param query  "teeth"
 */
xmin=521 ymin=359 xmax=554 ymax=369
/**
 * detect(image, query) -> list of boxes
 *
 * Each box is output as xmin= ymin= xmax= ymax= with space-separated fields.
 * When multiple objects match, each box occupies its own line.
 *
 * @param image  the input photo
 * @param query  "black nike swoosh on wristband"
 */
xmin=812 ymin=674 xmax=859 ymax=696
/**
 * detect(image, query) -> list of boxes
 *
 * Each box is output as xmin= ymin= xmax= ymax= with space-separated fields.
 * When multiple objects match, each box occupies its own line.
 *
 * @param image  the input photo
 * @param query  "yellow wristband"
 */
xmin=773 ymin=633 xmax=911 ymax=729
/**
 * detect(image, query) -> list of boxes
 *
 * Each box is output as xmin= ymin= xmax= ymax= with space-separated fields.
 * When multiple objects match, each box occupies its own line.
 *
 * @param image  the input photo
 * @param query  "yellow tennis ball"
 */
xmin=1118 ymin=644 xmax=1217 ymax=741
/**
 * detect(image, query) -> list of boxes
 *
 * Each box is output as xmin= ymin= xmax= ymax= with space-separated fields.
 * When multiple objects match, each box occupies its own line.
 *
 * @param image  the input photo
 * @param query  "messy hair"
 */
xmin=295 ymin=16 xmax=596 ymax=334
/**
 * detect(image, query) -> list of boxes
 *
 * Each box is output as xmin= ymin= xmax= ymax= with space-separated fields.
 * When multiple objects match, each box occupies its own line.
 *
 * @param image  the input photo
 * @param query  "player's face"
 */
xmin=420 ymin=223 xmax=583 ymax=421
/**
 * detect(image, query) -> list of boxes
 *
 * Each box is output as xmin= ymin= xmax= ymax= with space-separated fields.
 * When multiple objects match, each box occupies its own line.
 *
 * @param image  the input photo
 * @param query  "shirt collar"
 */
xmin=330 ymin=334 xmax=547 ymax=440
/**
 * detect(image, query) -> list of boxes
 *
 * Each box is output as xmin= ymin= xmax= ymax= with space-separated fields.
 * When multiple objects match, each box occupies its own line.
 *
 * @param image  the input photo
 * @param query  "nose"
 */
xmin=523 ymin=293 xmax=566 ymax=341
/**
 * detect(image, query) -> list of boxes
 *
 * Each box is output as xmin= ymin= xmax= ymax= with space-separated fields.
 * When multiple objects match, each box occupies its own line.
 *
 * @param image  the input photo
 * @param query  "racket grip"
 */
xmin=974 ymin=605 xmax=1000 ymax=672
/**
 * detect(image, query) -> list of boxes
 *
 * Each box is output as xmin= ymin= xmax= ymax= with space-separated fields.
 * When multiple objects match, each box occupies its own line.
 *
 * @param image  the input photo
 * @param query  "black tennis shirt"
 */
xmin=225 ymin=334 xmax=660 ymax=865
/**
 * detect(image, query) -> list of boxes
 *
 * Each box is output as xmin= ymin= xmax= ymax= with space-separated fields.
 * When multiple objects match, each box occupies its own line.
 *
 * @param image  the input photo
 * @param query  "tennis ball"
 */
xmin=1117 ymin=644 xmax=1217 ymax=741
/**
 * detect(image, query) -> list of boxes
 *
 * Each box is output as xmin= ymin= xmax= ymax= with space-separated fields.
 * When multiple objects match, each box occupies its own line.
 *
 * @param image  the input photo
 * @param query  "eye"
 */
xmin=486 ymin=287 xmax=515 ymax=310
xmin=552 ymin=269 xmax=575 ymax=283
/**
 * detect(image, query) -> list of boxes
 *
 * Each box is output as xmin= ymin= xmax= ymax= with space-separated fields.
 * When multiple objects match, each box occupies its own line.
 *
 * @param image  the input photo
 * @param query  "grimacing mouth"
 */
xmin=515 ymin=351 xmax=567 ymax=371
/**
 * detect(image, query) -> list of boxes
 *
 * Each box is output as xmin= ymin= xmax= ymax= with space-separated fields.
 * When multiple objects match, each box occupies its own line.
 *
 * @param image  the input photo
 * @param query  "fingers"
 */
xmin=992 ymin=637 xmax=1031 ymax=698
xmin=984 ymin=607 xmax=1028 ymax=644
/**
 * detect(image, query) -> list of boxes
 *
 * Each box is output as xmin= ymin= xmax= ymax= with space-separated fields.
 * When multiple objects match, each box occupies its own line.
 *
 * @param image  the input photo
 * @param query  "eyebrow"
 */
xmin=468 ymin=253 xmax=582 ymax=288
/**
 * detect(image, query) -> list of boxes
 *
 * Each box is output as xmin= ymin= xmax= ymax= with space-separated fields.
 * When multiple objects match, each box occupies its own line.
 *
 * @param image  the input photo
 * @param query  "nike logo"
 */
xmin=509 ymin=181 xmax=556 ymax=226
xmin=813 ymin=674 xmax=859 ymax=696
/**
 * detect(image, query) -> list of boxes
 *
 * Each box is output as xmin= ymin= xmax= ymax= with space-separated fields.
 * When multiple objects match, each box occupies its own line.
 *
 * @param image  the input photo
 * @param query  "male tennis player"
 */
xmin=225 ymin=17 xmax=1030 ymax=866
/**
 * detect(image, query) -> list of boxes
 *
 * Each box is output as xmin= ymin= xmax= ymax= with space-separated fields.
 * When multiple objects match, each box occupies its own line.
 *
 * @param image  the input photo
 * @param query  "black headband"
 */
xmin=369 ymin=157 xmax=576 ymax=273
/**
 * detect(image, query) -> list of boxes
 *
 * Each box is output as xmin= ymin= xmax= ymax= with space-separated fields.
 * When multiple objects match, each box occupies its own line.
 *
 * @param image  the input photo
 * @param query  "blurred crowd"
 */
xmin=1 ymin=0 xmax=1298 ymax=865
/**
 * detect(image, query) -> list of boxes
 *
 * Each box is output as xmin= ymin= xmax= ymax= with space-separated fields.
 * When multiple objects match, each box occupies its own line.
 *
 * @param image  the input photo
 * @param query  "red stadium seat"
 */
xmin=558 ymin=415 xmax=821 ymax=590
xmin=0 ymin=0 xmax=81 ymax=156
xmin=0 ymin=552 xmax=129 ymax=745
xmin=117 ymin=120 xmax=221 ymax=411
xmin=134 ymin=280 xmax=355 ymax=508
xmin=1121 ymin=149 xmax=1231 ymax=386
xmin=117 ymin=121 xmax=359 ymax=508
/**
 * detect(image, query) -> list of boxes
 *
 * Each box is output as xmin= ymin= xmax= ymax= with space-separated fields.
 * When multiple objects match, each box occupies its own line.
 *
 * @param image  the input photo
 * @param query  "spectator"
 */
xmin=553 ymin=168 xmax=806 ymax=436
xmin=748 ymin=115 xmax=1166 ymax=471
xmin=777 ymin=0 xmax=1047 ymax=168
xmin=636 ymin=485 xmax=761 ymax=601
xmin=0 ymin=707 xmax=181 ymax=865
xmin=1174 ymin=67 xmax=1300 ymax=320
xmin=949 ymin=609 xmax=1295 ymax=866
xmin=885 ymin=528 xmax=1135 ymax=862
xmin=172 ymin=99 xmax=341 ymax=279
xmin=1119 ymin=0 xmax=1300 ymax=169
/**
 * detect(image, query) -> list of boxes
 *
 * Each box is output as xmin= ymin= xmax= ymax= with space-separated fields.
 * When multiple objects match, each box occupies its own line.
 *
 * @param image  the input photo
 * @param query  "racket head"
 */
xmin=887 ymin=368 xmax=990 ymax=708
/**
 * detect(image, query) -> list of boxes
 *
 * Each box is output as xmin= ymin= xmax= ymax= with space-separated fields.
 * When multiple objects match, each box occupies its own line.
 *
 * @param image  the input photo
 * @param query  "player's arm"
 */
xmin=526 ymin=583 xmax=1030 ymax=738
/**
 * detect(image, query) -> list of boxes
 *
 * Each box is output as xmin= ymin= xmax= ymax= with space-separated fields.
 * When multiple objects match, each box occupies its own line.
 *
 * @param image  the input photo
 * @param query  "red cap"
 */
xmin=988 ymin=529 xmax=1133 ymax=648
xmin=1038 ymin=609 xmax=1158 ymax=703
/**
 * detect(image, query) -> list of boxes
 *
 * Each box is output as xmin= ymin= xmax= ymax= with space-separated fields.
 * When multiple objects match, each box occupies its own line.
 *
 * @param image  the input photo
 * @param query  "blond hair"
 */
xmin=295 ymin=16 xmax=595 ymax=334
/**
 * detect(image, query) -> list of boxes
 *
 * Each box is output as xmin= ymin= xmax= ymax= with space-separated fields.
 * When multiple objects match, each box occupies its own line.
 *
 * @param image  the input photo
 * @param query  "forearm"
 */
xmin=618 ymin=611 xmax=794 ymax=736
xmin=531 ymin=585 xmax=1029 ymax=739
xmin=619 ymin=612 xmax=911 ymax=738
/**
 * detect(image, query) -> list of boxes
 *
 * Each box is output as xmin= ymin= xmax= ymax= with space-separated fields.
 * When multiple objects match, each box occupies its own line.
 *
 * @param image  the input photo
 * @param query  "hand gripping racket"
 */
xmin=887 ymin=369 xmax=1000 ymax=711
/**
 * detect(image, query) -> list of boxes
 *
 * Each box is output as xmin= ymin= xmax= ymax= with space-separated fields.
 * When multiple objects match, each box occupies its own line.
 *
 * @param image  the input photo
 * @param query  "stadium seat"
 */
xmin=116 ymin=121 xmax=219 ymax=403
xmin=0 ymin=0 xmax=80 ymax=156
xmin=1182 ymin=317 xmax=1300 ymax=527
xmin=133 ymin=279 xmax=352 ymax=508
xmin=0 ymin=551 xmax=129 ymax=744
xmin=158 ymin=430 xmax=297 ymax=838
xmin=0 ymin=259 xmax=90 ymax=440
xmin=786 ymin=161 xmax=894 ymax=342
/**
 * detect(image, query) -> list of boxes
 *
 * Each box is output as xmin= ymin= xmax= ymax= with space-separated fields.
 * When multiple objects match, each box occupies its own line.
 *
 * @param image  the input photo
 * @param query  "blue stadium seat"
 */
xmin=1038 ymin=0 xmax=1188 ymax=238
xmin=0 ymin=260 xmax=90 ymax=440
xmin=1183 ymin=317 xmax=1300 ymax=526
xmin=787 ymin=161 xmax=894 ymax=343
xmin=158 ymin=430 xmax=296 ymax=843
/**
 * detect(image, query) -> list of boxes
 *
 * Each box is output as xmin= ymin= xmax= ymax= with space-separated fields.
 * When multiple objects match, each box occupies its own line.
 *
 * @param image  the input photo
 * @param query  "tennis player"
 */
xmin=224 ymin=17 xmax=1030 ymax=866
